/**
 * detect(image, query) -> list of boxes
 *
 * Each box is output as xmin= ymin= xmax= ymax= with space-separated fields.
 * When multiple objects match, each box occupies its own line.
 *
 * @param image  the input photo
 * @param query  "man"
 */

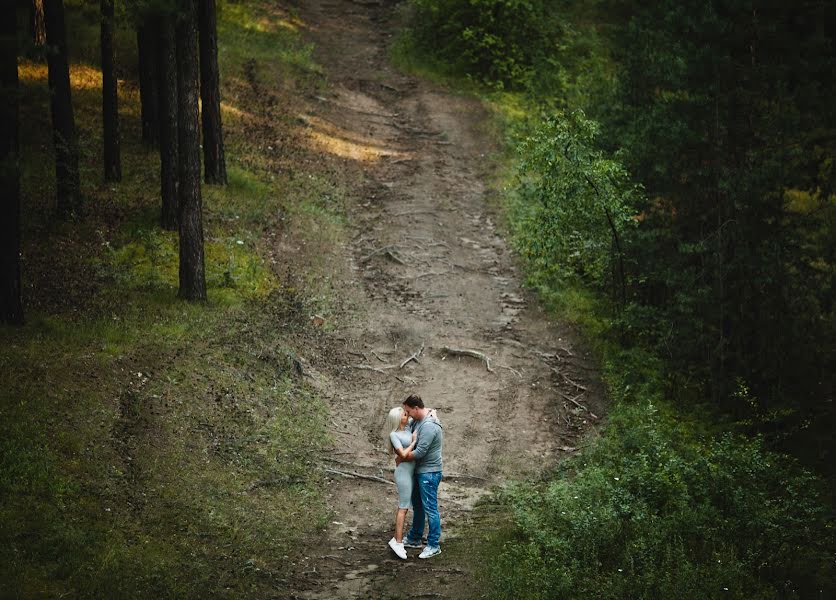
xmin=398 ymin=393 xmax=443 ymax=559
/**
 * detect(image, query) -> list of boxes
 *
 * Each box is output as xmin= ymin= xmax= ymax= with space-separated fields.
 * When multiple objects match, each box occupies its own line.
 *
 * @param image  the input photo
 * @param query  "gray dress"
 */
xmin=389 ymin=429 xmax=415 ymax=509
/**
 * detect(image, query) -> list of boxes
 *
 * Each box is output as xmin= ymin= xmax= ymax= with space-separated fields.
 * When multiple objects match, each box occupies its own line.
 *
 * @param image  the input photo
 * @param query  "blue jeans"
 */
xmin=407 ymin=471 xmax=442 ymax=547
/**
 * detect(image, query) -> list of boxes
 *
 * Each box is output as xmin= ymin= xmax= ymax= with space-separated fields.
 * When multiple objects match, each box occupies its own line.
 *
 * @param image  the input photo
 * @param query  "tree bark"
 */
xmin=33 ymin=0 xmax=46 ymax=45
xmin=158 ymin=14 xmax=178 ymax=230
xmin=44 ymin=0 xmax=81 ymax=218
xmin=198 ymin=0 xmax=226 ymax=184
xmin=137 ymin=14 xmax=159 ymax=148
xmin=1 ymin=0 xmax=24 ymax=324
xmin=100 ymin=0 xmax=120 ymax=181
xmin=176 ymin=0 xmax=206 ymax=301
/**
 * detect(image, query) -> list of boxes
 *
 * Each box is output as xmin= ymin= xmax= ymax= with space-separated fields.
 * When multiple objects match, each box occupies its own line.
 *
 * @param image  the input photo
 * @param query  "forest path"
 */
xmin=284 ymin=0 xmax=606 ymax=597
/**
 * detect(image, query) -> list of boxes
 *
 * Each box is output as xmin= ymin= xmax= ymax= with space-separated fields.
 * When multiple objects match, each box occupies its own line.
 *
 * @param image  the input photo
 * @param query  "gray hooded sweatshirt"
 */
xmin=412 ymin=416 xmax=443 ymax=474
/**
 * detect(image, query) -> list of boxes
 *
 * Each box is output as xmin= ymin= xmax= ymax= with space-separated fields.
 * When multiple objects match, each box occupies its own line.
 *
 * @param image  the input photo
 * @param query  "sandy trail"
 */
xmin=283 ymin=1 xmax=606 ymax=597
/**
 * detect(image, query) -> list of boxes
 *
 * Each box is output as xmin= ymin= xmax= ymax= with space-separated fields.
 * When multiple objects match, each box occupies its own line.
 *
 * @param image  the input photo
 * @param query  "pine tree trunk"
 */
xmin=1 ymin=0 xmax=24 ymax=324
xmin=176 ymin=0 xmax=206 ymax=301
xmin=137 ymin=15 xmax=159 ymax=148
xmin=158 ymin=14 xmax=178 ymax=230
xmin=33 ymin=0 xmax=46 ymax=45
xmin=101 ymin=0 xmax=120 ymax=181
xmin=44 ymin=0 xmax=81 ymax=218
xmin=198 ymin=0 xmax=226 ymax=184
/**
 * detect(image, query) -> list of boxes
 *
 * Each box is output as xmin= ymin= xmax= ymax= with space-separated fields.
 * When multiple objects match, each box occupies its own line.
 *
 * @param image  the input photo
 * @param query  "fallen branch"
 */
xmin=557 ymin=391 xmax=599 ymax=420
xmin=324 ymin=468 xmax=394 ymax=486
xmin=498 ymin=365 xmax=522 ymax=378
xmin=395 ymin=375 xmax=417 ymax=385
xmin=361 ymin=245 xmax=398 ymax=263
xmin=323 ymin=555 xmax=352 ymax=567
xmin=415 ymin=271 xmax=447 ymax=279
xmin=441 ymin=346 xmax=494 ymax=372
xmin=371 ymin=350 xmax=387 ymax=363
xmin=384 ymin=249 xmax=407 ymax=265
xmin=346 ymin=350 xmax=366 ymax=360
xmin=399 ymin=343 xmax=425 ymax=369
xmin=350 ymin=364 xmax=395 ymax=374
xmin=561 ymin=373 xmax=588 ymax=391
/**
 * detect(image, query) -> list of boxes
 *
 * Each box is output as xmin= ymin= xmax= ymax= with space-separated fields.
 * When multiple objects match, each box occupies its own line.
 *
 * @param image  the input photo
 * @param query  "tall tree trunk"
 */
xmin=158 ymin=14 xmax=178 ymax=230
xmin=33 ymin=0 xmax=46 ymax=45
xmin=100 ymin=0 xmax=120 ymax=181
xmin=137 ymin=14 xmax=159 ymax=148
xmin=176 ymin=0 xmax=206 ymax=301
xmin=1 ymin=0 xmax=24 ymax=324
xmin=44 ymin=0 xmax=81 ymax=218
xmin=198 ymin=0 xmax=226 ymax=184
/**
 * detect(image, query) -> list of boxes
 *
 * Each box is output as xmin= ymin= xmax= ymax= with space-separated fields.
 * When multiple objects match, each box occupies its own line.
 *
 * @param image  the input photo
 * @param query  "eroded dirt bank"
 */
xmin=280 ymin=0 xmax=607 ymax=597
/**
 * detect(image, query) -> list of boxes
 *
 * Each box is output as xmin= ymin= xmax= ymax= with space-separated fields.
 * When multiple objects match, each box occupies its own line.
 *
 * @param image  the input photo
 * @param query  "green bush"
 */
xmin=405 ymin=0 xmax=564 ymax=90
xmin=510 ymin=110 xmax=638 ymax=295
xmin=493 ymin=402 xmax=833 ymax=599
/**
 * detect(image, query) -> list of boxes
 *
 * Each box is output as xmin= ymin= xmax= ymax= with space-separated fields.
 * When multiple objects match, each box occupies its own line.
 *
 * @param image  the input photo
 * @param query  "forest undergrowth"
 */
xmin=1 ymin=1 xmax=348 ymax=596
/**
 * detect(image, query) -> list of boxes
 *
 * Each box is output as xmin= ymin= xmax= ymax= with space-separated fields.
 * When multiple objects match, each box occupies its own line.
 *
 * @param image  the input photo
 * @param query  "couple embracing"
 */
xmin=386 ymin=394 xmax=443 ymax=560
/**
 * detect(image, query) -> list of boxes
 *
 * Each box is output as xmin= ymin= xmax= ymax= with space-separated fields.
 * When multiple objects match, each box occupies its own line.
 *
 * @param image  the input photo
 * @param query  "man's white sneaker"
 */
xmin=418 ymin=546 xmax=441 ymax=559
xmin=388 ymin=537 xmax=407 ymax=560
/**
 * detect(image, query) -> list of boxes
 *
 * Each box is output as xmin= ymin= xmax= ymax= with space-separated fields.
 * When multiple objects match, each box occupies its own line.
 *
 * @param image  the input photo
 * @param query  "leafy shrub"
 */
xmin=405 ymin=0 xmax=564 ymax=90
xmin=509 ymin=110 xmax=638 ymax=294
xmin=492 ymin=402 xmax=834 ymax=599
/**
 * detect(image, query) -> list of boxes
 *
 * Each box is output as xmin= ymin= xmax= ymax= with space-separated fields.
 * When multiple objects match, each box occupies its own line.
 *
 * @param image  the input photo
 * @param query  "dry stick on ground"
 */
xmin=324 ymin=468 xmax=395 ymax=486
xmin=323 ymin=555 xmax=352 ymax=567
xmin=441 ymin=346 xmax=494 ymax=372
xmin=557 ymin=390 xmax=599 ymax=420
xmin=498 ymin=364 xmax=522 ymax=378
xmin=395 ymin=375 xmax=417 ymax=385
xmin=415 ymin=271 xmax=448 ymax=279
xmin=350 ymin=364 xmax=396 ymax=374
xmin=371 ymin=350 xmax=387 ymax=362
xmin=561 ymin=372 xmax=588 ymax=391
xmin=399 ymin=342 xmax=425 ymax=368
xmin=346 ymin=350 xmax=366 ymax=360
xmin=360 ymin=244 xmax=398 ymax=262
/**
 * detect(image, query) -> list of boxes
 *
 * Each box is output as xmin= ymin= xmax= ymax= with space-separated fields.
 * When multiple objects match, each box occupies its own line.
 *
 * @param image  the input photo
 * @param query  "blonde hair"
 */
xmin=385 ymin=407 xmax=404 ymax=455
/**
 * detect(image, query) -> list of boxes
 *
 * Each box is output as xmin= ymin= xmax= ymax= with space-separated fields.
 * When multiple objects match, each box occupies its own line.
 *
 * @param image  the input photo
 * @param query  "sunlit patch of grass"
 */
xmin=218 ymin=0 xmax=322 ymax=87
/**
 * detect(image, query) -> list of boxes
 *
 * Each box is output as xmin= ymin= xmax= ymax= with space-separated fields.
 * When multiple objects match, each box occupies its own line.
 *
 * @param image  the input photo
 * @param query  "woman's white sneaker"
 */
xmin=388 ymin=537 xmax=407 ymax=560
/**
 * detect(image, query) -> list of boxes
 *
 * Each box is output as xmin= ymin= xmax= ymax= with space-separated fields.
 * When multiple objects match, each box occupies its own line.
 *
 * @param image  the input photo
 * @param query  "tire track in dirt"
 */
xmin=283 ymin=1 xmax=607 ymax=597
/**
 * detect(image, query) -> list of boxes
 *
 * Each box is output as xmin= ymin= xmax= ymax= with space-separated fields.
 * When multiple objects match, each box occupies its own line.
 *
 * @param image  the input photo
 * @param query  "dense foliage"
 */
xmin=496 ymin=400 xmax=833 ymax=599
xmin=404 ymin=0 xmax=565 ymax=90
xmin=603 ymin=0 xmax=836 ymax=456
xmin=401 ymin=0 xmax=835 ymax=597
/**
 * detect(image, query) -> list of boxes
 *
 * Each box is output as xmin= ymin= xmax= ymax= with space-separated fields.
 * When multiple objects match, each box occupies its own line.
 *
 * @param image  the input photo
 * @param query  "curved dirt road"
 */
xmin=286 ymin=1 xmax=606 ymax=597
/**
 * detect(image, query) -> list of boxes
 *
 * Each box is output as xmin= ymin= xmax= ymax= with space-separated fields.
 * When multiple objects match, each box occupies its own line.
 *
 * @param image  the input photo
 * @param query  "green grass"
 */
xmin=1 ymin=2 xmax=349 ymax=597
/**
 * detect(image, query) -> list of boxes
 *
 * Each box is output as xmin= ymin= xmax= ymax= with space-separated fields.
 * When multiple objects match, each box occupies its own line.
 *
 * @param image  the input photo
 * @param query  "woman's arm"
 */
xmin=393 ymin=432 xmax=417 ymax=460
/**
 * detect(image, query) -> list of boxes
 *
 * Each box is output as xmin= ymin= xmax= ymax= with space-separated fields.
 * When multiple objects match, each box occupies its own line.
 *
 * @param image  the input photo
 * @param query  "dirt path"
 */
xmin=282 ymin=1 xmax=607 ymax=597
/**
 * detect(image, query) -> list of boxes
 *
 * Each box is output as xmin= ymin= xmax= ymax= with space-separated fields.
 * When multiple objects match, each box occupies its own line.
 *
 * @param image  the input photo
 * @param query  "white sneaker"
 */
xmin=418 ymin=546 xmax=441 ymax=559
xmin=388 ymin=537 xmax=407 ymax=560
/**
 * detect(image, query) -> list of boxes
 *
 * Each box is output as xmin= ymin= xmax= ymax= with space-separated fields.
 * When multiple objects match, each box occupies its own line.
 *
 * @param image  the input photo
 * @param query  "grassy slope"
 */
xmin=1 ymin=1 xmax=346 ymax=597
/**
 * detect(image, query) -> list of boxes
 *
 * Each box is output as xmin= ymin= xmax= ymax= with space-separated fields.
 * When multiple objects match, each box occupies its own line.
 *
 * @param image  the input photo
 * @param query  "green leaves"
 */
xmin=510 ymin=110 xmax=637 ymax=290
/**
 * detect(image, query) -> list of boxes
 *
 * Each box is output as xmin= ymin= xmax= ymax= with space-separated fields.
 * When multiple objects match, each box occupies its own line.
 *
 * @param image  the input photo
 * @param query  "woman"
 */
xmin=386 ymin=406 xmax=417 ymax=560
